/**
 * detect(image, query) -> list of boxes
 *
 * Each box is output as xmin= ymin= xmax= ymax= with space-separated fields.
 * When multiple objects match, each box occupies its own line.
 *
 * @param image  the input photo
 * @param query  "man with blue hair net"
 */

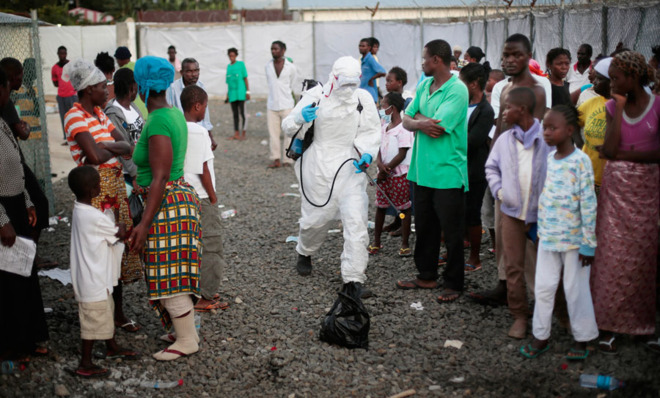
xmin=282 ymin=56 xmax=381 ymax=296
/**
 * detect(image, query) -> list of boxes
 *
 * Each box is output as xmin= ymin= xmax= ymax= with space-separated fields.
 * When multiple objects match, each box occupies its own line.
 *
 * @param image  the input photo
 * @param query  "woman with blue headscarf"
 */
xmin=127 ymin=56 xmax=202 ymax=361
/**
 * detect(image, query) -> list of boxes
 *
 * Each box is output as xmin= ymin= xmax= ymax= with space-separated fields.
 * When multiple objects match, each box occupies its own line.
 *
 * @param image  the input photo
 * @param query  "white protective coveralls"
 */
xmin=281 ymin=56 xmax=381 ymax=284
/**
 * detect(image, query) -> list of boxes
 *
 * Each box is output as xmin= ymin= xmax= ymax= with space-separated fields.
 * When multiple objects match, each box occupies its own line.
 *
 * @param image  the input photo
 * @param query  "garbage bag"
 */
xmin=319 ymin=282 xmax=370 ymax=349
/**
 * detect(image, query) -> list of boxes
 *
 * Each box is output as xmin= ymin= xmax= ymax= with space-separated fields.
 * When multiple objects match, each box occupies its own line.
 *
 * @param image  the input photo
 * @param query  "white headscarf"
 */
xmin=62 ymin=59 xmax=106 ymax=92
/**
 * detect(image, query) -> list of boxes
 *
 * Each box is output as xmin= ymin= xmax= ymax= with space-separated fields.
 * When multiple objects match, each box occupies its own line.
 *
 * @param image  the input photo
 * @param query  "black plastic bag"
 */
xmin=128 ymin=193 xmax=143 ymax=226
xmin=319 ymin=282 xmax=370 ymax=349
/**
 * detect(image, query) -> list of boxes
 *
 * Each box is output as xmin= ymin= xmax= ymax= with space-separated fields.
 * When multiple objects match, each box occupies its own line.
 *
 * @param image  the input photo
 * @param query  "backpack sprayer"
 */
xmin=285 ymin=80 xmax=405 ymax=220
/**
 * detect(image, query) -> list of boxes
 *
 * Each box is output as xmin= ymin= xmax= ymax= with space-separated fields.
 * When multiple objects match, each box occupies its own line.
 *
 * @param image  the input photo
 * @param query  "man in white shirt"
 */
xmin=166 ymin=58 xmax=217 ymax=151
xmin=566 ymin=44 xmax=593 ymax=93
xmin=266 ymin=40 xmax=297 ymax=168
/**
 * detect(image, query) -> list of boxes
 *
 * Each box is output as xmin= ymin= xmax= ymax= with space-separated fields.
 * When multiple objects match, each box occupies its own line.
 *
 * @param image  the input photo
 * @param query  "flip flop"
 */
xmin=194 ymin=301 xmax=225 ymax=313
xmin=598 ymin=335 xmax=617 ymax=355
xmin=566 ymin=347 xmax=589 ymax=360
xmin=438 ymin=256 xmax=447 ymax=266
xmin=464 ymin=263 xmax=482 ymax=272
xmin=105 ymin=349 xmax=139 ymax=360
xmin=520 ymin=343 xmax=550 ymax=359
xmin=160 ymin=333 xmax=176 ymax=343
xmin=153 ymin=347 xmax=187 ymax=361
xmin=436 ymin=289 xmax=461 ymax=303
xmin=395 ymin=279 xmax=439 ymax=290
xmin=69 ymin=365 xmax=109 ymax=378
xmin=367 ymin=244 xmax=383 ymax=254
xmin=645 ymin=338 xmax=660 ymax=354
xmin=398 ymin=247 xmax=412 ymax=257
xmin=115 ymin=319 xmax=140 ymax=333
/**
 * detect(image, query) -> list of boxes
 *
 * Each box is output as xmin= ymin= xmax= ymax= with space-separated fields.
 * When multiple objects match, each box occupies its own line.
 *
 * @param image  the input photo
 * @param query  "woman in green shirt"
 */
xmin=225 ymin=47 xmax=250 ymax=140
xmin=128 ymin=56 xmax=202 ymax=361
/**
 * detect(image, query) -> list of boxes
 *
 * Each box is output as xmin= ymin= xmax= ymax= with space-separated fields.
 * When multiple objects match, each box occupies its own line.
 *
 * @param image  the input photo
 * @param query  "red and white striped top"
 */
xmin=64 ymin=102 xmax=119 ymax=169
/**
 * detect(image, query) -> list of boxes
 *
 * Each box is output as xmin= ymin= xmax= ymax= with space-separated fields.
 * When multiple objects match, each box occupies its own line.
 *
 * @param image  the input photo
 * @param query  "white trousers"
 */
xmin=532 ymin=247 xmax=599 ymax=342
xmin=267 ymin=108 xmax=293 ymax=163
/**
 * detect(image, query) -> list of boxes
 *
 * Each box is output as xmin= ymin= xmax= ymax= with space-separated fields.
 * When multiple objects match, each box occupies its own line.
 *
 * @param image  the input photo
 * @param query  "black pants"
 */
xmin=0 ymin=193 xmax=49 ymax=356
xmin=413 ymin=184 xmax=465 ymax=291
xmin=230 ymin=100 xmax=246 ymax=131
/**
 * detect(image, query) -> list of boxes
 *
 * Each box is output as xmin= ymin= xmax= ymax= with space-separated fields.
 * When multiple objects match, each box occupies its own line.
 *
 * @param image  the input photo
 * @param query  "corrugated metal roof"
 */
xmin=287 ymin=0 xmax=586 ymax=9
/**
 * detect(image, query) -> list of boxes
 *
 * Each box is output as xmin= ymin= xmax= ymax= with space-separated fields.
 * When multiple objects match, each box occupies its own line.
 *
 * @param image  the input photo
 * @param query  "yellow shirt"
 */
xmin=578 ymin=96 xmax=607 ymax=186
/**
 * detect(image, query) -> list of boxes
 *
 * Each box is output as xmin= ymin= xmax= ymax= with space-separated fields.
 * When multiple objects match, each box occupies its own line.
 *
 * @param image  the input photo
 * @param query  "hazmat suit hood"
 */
xmin=325 ymin=56 xmax=361 ymax=103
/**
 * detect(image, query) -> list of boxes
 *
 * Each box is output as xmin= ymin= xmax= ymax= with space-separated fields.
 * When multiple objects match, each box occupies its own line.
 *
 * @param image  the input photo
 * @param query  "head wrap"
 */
xmin=134 ymin=56 xmax=175 ymax=103
xmin=594 ymin=57 xmax=612 ymax=79
xmin=114 ymin=46 xmax=132 ymax=60
xmin=62 ymin=59 xmax=106 ymax=92
xmin=528 ymin=59 xmax=547 ymax=77
xmin=612 ymin=51 xmax=653 ymax=86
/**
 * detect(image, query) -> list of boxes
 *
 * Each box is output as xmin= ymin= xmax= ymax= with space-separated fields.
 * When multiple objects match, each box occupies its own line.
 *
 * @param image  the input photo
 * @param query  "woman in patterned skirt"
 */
xmin=63 ymin=59 xmax=143 ymax=333
xmin=592 ymin=51 xmax=660 ymax=354
xmin=128 ymin=56 xmax=202 ymax=361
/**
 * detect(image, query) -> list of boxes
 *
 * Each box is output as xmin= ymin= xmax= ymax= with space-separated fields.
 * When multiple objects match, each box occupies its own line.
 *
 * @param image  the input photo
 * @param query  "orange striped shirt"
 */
xmin=64 ymin=102 xmax=119 ymax=168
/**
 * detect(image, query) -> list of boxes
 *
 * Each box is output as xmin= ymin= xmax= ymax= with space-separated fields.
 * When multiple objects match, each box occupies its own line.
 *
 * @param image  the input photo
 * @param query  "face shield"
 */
xmin=327 ymin=56 xmax=361 ymax=100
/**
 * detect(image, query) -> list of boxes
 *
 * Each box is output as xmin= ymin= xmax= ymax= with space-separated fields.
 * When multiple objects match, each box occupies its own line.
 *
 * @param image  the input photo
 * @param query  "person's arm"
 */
xmin=468 ymin=103 xmax=495 ymax=148
xmin=200 ymin=162 xmax=217 ymax=204
xmin=578 ymin=158 xmax=598 ymax=265
xmin=243 ymin=62 xmax=251 ymax=101
xmin=402 ymin=93 xmax=446 ymax=138
xmin=51 ymin=66 xmax=59 ymax=88
xmin=485 ymin=137 xmax=504 ymax=200
xmin=128 ymin=135 xmax=172 ymax=253
xmin=531 ymin=85 xmax=547 ymax=121
xmin=611 ymin=149 xmax=660 ymax=163
xmin=602 ymin=95 xmax=624 ymax=159
xmin=385 ymin=147 xmax=409 ymax=171
xmin=353 ymin=92 xmax=382 ymax=159
xmin=281 ymin=85 xmax=321 ymax=137
xmin=368 ymin=72 xmax=386 ymax=87
xmin=73 ymin=132 xmax=121 ymax=165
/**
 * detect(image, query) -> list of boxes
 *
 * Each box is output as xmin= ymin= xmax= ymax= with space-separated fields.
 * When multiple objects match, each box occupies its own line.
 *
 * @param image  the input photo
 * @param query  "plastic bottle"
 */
xmin=194 ymin=314 xmax=201 ymax=332
xmin=221 ymin=209 xmax=236 ymax=219
xmin=579 ymin=374 xmax=624 ymax=390
xmin=1 ymin=361 xmax=26 ymax=375
xmin=139 ymin=379 xmax=183 ymax=389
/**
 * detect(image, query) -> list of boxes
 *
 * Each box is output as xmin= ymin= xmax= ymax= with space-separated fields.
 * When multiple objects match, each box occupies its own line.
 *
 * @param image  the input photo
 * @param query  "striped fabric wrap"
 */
xmin=64 ymin=102 xmax=119 ymax=168
xmin=140 ymin=178 xmax=202 ymax=329
xmin=90 ymin=167 xmax=143 ymax=283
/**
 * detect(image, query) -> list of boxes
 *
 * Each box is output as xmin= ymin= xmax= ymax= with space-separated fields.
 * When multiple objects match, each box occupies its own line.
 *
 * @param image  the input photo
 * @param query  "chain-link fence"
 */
xmin=0 ymin=11 xmax=54 ymax=215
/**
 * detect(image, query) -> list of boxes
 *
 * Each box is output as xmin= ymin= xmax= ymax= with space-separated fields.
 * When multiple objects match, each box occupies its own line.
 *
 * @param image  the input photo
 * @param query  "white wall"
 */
xmin=39 ymin=25 xmax=117 ymax=97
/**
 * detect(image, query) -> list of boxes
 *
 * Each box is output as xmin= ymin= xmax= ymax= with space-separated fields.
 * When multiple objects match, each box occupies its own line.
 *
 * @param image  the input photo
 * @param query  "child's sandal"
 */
xmin=367 ymin=244 xmax=383 ymax=254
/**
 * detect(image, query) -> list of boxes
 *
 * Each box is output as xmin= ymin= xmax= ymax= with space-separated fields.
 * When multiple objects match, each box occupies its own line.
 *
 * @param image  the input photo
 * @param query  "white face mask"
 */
xmin=378 ymin=106 xmax=392 ymax=124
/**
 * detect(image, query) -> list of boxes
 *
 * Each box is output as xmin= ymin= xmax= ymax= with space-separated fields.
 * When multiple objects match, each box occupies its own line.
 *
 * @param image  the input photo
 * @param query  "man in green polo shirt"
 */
xmin=395 ymin=39 xmax=469 ymax=303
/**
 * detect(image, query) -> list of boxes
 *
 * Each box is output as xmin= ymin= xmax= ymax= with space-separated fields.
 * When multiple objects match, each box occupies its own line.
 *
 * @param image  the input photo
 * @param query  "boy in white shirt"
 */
xmin=68 ymin=166 xmax=137 ymax=378
xmin=181 ymin=85 xmax=228 ymax=313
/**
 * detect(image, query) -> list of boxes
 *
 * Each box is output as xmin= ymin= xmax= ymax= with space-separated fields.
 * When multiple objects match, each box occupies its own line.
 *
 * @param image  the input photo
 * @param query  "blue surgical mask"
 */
xmin=379 ymin=106 xmax=392 ymax=124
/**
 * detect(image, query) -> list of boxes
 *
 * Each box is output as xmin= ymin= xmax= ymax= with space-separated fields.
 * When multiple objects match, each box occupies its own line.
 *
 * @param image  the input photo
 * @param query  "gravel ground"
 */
xmin=2 ymin=99 xmax=659 ymax=398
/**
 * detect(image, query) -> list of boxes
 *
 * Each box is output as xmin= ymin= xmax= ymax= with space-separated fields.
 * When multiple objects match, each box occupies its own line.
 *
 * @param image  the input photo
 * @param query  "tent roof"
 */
xmin=0 ymin=12 xmax=51 ymax=25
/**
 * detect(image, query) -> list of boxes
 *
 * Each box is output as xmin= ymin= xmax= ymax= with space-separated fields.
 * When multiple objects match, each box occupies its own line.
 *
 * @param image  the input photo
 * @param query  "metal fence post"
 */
xmin=633 ymin=6 xmax=647 ymax=51
xmin=601 ymin=5 xmax=608 ymax=55
xmin=419 ymin=8 xmax=424 ymax=47
xmin=468 ymin=8 xmax=472 ymax=46
xmin=530 ymin=11 xmax=536 ymax=60
xmin=483 ymin=6 xmax=488 ymax=55
xmin=30 ymin=10 xmax=55 ymax=214
xmin=312 ymin=15 xmax=317 ymax=79
xmin=240 ymin=16 xmax=246 ymax=68
xmin=559 ymin=0 xmax=565 ymax=48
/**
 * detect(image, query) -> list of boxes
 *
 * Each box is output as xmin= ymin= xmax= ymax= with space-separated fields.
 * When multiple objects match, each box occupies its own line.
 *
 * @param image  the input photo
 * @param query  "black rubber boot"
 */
xmin=296 ymin=254 xmax=312 ymax=276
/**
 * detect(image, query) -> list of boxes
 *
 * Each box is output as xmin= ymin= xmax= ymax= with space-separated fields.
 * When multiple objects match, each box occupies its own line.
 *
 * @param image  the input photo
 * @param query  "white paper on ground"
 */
xmin=281 ymin=193 xmax=301 ymax=198
xmin=0 ymin=236 xmax=37 ymax=277
xmin=443 ymin=340 xmax=463 ymax=349
xmin=410 ymin=301 xmax=424 ymax=311
xmin=327 ymin=229 xmax=341 ymax=234
xmin=37 ymin=268 xmax=72 ymax=286
xmin=285 ymin=236 xmax=299 ymax=243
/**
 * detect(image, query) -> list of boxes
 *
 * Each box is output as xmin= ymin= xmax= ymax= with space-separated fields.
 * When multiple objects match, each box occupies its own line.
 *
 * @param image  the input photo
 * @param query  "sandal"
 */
xmin=566 ymin=347 xmax=589 ymax=360
xmin=464 ymin=263 xmax=482 ymax=272
xmin=520 ymin=343 xmax=550 ymax=359
xmin=395 ymin=279 xmax=439 ymax=290
xmin=398 ymin=247 xmax=412 ymax=257
xmin=436 ymin=289 xmax=461 ymax=303
xmin=72 ymin=365 xmax=109 ymax=378
xmin=160 ymin=333 xmax=176 ymax=343
xmin=194 ymin=301 xmax=225 ymax=313
xmin=104 ymin=349 xmax=139 ymax=360
xmin=438 ymin=256 xmax=447 ymax=266
xmin=598 ymin=335 xmax=617 ymax=355
xmin=367 ymin=244 xmax=383 ymax=254
xmin=153 ymin=347 xmax=188 ymax=361
xmin=115 ymin=319 xmax=140 ymax=333
xmin=645 ymin=338 xmax=660 ymax=354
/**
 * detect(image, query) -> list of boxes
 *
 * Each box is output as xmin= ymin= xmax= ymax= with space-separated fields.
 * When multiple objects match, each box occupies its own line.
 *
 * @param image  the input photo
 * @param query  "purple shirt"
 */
xmin=606 ymin=95 xmax=660 ymax=152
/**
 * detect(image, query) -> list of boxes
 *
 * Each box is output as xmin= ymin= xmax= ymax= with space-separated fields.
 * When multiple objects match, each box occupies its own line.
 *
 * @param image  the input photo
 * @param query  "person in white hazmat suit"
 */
xmin=281 ymin=56 xmax=381 ymax=294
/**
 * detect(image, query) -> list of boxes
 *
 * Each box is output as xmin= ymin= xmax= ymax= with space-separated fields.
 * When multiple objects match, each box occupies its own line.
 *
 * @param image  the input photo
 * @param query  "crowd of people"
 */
xmin=0 ymin=30 xmax=659 ymax=379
